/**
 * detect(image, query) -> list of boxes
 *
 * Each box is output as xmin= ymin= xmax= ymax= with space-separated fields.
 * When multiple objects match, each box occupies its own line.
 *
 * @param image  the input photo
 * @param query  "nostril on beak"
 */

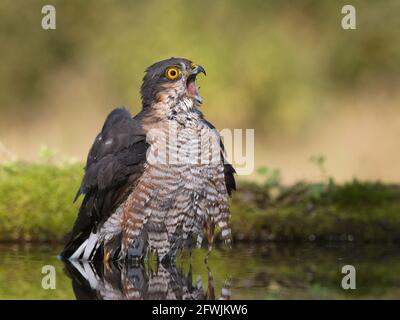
xmin=192 ymin=65 xmax=206 ymax=76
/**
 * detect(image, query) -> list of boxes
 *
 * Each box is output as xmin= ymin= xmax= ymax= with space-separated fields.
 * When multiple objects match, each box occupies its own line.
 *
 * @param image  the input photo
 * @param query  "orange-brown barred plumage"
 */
xmin=60 ymin=58 xmax=235 ymax=263
xmin=64 ymin=259 xmax=231 ymax=300
xmin=121 ymin=110 xmax=232 ymax=261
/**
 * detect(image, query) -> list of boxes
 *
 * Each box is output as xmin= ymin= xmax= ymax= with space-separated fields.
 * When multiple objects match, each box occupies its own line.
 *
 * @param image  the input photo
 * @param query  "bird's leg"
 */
xmin=206 ymin=264 xmax=215 ymax=300
xmin=103 ymin=248 xmax=112 ymax=273
xmin=204 ymin=222 xmax=215 ymax=263
xmin=104 ymin=249 xmax=111 ymax=262
xmin=187 ymin=235 xmax=193 ymax=265
xmin=178 ymin=247 xmax=185 ymax=270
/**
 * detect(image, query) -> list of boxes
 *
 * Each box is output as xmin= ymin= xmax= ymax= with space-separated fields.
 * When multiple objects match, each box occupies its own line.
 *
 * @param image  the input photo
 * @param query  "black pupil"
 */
xmin=170 ymin=70 xmax=176 ymax=76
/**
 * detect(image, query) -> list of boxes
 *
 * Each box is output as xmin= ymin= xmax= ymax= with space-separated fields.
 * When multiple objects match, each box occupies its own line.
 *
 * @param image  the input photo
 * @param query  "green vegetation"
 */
xmin=1 ymin=0 xmax=400 ymax=150
xmin=1 ymin=162 xmax=400 ymax=243
xmin=232 ymin=180 xmax=400 ymax=243
xmin=0 ymin=162 xmax=81 ymax=242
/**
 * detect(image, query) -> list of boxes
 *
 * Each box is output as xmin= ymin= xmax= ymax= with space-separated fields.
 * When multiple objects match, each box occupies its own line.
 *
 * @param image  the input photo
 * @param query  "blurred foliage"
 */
xmin=1 ymin=163 xmax=400 ymax=243
xmin=0 ymin=0 xmax=399 ymax=139
xmin=232 ymin=179 xmax=400 ymax=242
xmin=256 ymin=167 xmax=282 ymax=188
xmin=310 ymin=154 xmax=328 ymax=180
xmin=0 ymin=162 xmax=82 ymax=242
xmin=38 ymin=145 xmax=57 ymax=164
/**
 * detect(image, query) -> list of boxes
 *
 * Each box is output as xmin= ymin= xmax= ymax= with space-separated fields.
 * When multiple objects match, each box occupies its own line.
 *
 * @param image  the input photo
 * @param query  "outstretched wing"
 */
xmin=61 ymin=108 xmax=149 ymax=259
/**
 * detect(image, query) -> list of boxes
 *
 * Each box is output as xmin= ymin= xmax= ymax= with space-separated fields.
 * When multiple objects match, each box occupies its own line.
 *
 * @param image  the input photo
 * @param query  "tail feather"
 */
xmin=61 ymin=230 xmax=101 ymax=261
xmin=83 ymin=232 xmax=99 ymax=260
xmin=70 ymin=239 xmax=88 ymax=260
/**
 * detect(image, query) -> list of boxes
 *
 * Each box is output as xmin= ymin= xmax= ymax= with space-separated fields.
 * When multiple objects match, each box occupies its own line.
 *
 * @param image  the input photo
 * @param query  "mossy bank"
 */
xmin=1 ymin=162 xmax=400 ymax=243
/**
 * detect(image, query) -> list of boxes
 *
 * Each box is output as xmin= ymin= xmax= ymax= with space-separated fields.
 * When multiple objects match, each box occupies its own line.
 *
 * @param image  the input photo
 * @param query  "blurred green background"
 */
xmin=0 ymin=0 xmax=399 ymax=183
xmin=1 ymin=2 xmax=400 ymax=300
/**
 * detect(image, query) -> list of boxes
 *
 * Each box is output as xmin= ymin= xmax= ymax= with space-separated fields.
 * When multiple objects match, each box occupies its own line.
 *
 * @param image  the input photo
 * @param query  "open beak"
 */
xmin=186 ymin=64 xmax=206 ymax=104
xmin=191 ymin=64 xmax=206 ymax=76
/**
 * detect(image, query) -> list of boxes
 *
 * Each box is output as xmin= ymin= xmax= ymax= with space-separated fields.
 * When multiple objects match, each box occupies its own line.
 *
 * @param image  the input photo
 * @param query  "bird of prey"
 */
xmin=61 ymin=58 xmax=236 ymax=263
xmin=64 ymin=259 xmax=230 ymax=300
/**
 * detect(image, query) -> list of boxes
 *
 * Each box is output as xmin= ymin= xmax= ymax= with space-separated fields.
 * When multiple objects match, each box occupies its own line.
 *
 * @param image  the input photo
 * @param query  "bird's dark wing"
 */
xmin=223 ymin=161 xmax=236 ymax=196
xmin=61 ymin=107 xmax=149 ymax=259
xmin=203 ymin=120 xmax=236 ymax=196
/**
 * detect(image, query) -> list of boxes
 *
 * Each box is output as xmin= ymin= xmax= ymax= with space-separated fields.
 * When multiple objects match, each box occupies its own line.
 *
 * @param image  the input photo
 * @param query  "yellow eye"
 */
xmin=165 ymin=67 xmax=181 ymax=80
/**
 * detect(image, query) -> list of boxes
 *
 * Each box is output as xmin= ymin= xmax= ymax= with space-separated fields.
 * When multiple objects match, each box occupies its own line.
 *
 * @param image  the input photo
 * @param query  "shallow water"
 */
xmin=0 ymin=243 xmax=399 ymax=299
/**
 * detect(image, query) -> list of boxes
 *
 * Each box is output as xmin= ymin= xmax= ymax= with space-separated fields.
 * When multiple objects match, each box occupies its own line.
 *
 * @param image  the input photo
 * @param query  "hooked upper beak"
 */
xmin=187 ymin=64 xmax=206 ymax=104
xmin=190 ymin=64 xmax=206 ymax=76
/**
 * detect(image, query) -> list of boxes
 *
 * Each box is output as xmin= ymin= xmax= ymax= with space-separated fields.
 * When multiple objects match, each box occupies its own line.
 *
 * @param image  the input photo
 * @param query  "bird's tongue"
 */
xmin=187 ymin=80 xmax=198 ymax=96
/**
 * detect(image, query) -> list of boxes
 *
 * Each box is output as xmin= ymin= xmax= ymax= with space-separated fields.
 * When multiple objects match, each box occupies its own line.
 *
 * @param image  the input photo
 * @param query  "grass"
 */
xmin=1 ymin=162 xmax=400 ymax=243
xmin=232 ymin=180 xmax=400 ymax=242
xmin=0 ymin=162 xmax=82 ymax=242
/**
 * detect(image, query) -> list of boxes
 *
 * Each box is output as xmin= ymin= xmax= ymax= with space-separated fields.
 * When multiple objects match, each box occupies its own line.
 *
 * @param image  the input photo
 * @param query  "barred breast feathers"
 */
xmin=120 ymin=97 xmax=231 ymax=261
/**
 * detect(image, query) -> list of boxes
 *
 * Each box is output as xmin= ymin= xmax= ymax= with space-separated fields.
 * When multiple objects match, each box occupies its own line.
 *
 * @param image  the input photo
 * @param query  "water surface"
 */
xmin=0 ymin=243 xmax=399 ymax=299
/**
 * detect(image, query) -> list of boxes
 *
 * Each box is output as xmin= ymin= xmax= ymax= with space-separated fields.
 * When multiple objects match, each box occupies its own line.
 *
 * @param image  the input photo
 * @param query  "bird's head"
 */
xmin=140 ymin=57 xmax=206 ymax=109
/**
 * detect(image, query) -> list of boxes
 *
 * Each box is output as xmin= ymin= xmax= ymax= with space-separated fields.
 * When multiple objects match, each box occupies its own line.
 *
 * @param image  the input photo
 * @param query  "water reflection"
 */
xmin=2 ymin=244 xmax=400 ymax=299
xmin=64 ymin=260 xmax=230 ymax=300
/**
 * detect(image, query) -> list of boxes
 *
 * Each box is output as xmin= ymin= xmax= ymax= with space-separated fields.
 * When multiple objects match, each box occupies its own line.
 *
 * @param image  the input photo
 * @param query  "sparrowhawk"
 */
xmin=61 ymin=58 xmax=236 ymax=263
